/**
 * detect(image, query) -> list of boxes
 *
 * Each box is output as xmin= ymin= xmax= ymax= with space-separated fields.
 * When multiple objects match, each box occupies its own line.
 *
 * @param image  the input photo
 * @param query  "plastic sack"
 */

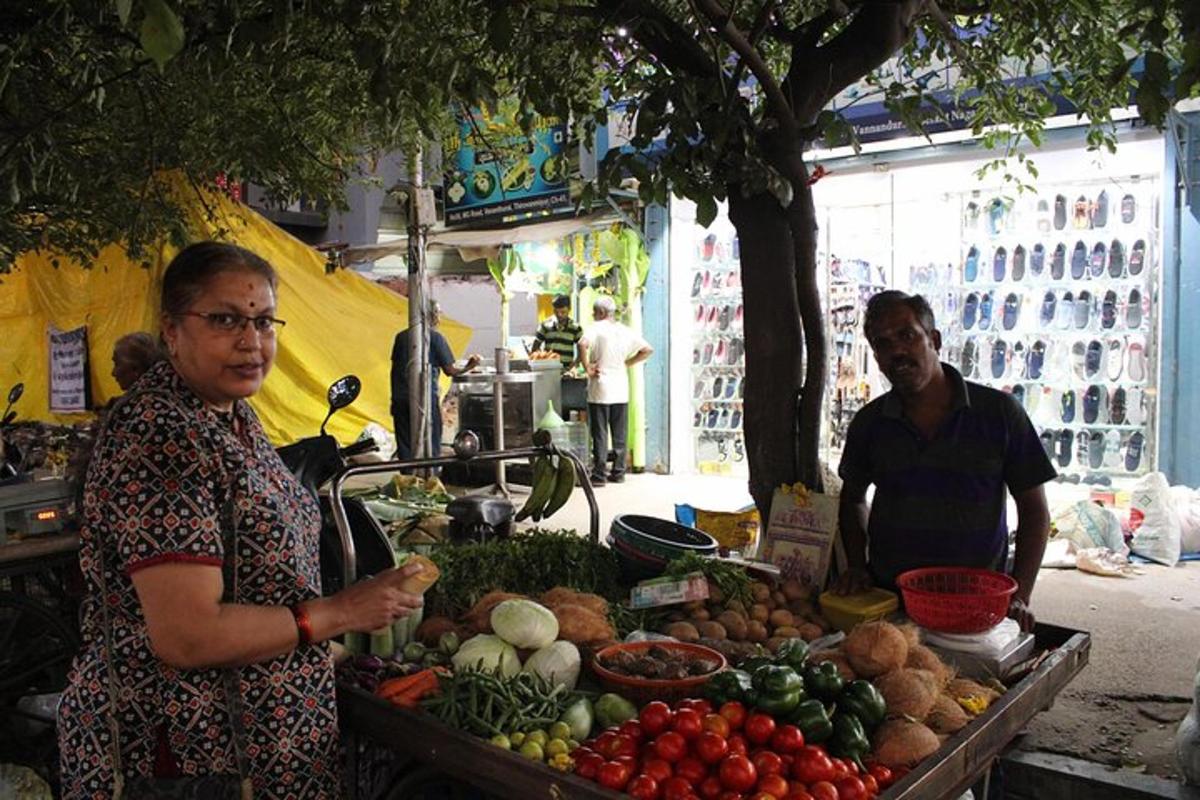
xmin=1076 ymin=547 xmax=1140 ymax=577
xmin=1130 ymin=472 xmax=1182 ymax=567
xmin=351 ymin=422 xmax=395 ymax=463
xmin=1051 ymin=500 xmax=1127 ymax=556
xmin=1170 ymin=485 xmax=1200 ymax=555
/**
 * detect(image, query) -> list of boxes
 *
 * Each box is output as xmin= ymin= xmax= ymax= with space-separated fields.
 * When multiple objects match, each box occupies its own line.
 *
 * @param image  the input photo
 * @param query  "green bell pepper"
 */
xmin=774 ymin=638 xmax=809 ymax=670
xmin=787 ymin=698 xmax=834 ymax=744
xmin=837 ymin=680 xmax=887 ymax=730
xmin=750 ymin=664 xmax=805 ymax=715
xmin=803 ymin=660 xmax=846 ymax=702
xmin=704 ymin=669 xmax=753 ymax=706
xmin=829 ymin=711 xmax=871 ymax=770
xmin=738 ymin=655 xmax=775 ymax=675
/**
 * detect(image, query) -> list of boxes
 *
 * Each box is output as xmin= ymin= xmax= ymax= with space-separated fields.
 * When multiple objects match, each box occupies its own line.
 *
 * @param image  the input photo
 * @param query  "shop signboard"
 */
xmin=442 ymin=101 xmax=571 ymax=227
xmin=48 ymin=324 xmax=89 ymax=413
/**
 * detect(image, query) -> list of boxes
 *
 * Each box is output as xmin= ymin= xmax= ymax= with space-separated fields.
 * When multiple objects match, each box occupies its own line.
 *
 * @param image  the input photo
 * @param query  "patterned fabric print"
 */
xmin=58 ymin=361 xmax=337 ymax=799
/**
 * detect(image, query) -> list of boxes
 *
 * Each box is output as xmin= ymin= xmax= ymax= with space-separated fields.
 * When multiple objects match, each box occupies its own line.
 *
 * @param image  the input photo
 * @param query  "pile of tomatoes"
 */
xmin=570 ymin=698 xmax=900 ymax=799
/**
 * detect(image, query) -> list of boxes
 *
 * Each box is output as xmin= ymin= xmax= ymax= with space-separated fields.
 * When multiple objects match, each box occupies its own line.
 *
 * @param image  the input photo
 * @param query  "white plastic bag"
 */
xmin=353 ymin=422 xmax=396 ymax=463
xmin=1076 ymin=547 xmax=1141 ymax=577
xmin=1169 ymin=485 xmax=1200 ymax=555
xmin=1130 ymin=472 xmax=1182 ymax=567
xmin=1051 ymin=500 xmax=1127 ymax=555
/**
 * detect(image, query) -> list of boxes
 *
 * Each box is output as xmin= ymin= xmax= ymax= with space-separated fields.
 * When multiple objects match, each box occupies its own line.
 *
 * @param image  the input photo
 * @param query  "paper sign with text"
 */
xmin=759 ymin=485 xmax=838 ymax=590
xmin=48 ymin=324 xmax=89 ymax=413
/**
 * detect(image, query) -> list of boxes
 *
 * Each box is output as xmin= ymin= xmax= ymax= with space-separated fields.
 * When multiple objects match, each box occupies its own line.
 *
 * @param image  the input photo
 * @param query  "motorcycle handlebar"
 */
xmin=339 ymin=439 xmax=378 ymax=458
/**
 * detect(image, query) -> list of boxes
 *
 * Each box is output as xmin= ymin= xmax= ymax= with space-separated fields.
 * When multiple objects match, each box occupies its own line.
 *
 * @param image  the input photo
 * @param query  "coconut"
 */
xmin=945 ymin=677 xmax=1002 ymax=711
xmin=897 ymin=622 xmax=922 ymax=649
xmin=874 ymin=668 xmax=939 ymax=721
xmin=871 ymin=719 xmax=941 ymax=768
xmin=843 ymin=621 xmax=910 ymax=678
xmin=926 ymin=693 xmax=970 ymax=734
xmin=906 ymin=644 xmax=953 ymax=686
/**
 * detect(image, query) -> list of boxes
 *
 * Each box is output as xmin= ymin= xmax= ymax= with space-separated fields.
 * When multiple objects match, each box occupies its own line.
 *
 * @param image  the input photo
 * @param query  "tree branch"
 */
xmin=728 ymin=0 xmax=781 ymax=92
xmin=788 ymin=0 xmax=929 ymax=124
xmin=693 ymin=0 xmax=797 ymax=136
xmin=593 ymin=0 xmax=722 ymax=78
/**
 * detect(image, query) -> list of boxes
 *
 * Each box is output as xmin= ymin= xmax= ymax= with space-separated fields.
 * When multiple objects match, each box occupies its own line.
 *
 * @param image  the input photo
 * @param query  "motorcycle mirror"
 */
xmin=320 ymin=375 xmax=361 ymax=435
xmin=6 ymin=383 xmax=22 ymax=405
xmin=1 ymin=411 xmax=14 ymax=427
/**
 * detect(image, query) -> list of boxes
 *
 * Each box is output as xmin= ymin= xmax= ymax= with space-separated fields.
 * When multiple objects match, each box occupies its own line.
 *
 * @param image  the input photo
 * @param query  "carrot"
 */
xmin=376 ymin=668 xmax=445 ymax=708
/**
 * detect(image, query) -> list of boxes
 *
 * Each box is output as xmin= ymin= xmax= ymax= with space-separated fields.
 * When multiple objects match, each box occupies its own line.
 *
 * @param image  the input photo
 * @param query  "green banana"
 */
xmin=516 ymin=455 xmax=556 ymax=521
xmin=539 ymin=455 xmax=577 ymax=520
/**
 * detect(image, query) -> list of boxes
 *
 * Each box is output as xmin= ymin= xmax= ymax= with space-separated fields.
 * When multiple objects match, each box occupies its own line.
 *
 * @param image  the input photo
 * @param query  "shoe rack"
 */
xmin=689 ymin=232 xmax=747 ymax=473
xmin=937 ymin=178 xmax=1161 ymax=483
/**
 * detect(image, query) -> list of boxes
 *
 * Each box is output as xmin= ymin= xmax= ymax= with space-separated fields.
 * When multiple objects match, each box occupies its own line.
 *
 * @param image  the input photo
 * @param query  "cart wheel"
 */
xmin=0 ymin=591 xmax=79 ymax=703
xmin=381 ymin=764 xmax=491 ymax=800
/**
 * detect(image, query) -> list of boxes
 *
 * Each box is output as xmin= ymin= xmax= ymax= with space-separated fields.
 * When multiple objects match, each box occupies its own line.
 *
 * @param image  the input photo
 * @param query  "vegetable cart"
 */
xmin=337 ymin=622 xmax=1089 ymax=799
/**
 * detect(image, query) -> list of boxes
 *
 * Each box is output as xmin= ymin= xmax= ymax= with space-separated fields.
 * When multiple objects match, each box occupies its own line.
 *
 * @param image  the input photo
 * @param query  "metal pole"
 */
xmin=407 ymin=147 xmax=431 ymax=460
xmin=493 ymin=347 xmax=509 ymax=493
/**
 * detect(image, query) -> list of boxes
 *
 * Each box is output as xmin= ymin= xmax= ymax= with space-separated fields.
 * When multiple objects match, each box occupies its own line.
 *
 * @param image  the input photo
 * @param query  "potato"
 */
xmin=690 ymin=607 xmax=711 ymax=622
xmin=716 ymin=610 xmax=749 ymax=641
xmin=746 ymin=620 xmax=769 ymax=642
xmin=664 ymin=622 xmax=701 ymax=642
xmin=781 ymin=578 xmax=812 ymax=602
xmin=797 ymin=622 xmax=824 ymax=642
xmin=707 ymin=581 xmax=725 ymax=605
xmin=766 ymin=637 xmax=788 ymax=654
xmin=667 ymin=611 xmax=686 ymax=622
xmin=773 ymin=626 xmax=802 ymax=638
xmin=750 ymin=582 xmax=772 ymax=603
xmin=725 ymin=599 xmax=747 ymax=616
xmin=769 ymin=609 xmax=795 ymax=629
xmin=696 ymin=621 xmax=728 ymax=641
xmin=789 ymin=599 xmax=816 ymax=619
xmin=771 ymin=591 xmax=789 ymax=609
xmin=683 ymin=600 xmax=707 ymax=614
xmin=764 ymin=595 xmax=777 ymax=611
xmin=750 ymin=604 xmax=770 ymax=623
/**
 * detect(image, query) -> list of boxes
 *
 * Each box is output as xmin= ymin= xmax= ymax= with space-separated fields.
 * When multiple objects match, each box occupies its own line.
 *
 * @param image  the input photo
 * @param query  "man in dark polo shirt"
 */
xmin=835 ymin=291 xmax=1055 ymax=630
xmin=533 ymin=294 xmax=583 ymax=369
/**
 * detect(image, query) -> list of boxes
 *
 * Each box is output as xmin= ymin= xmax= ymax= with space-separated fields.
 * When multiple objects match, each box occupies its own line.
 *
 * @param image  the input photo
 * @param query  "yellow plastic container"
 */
xmin=819 ymin=588 xmax=900 ymax=633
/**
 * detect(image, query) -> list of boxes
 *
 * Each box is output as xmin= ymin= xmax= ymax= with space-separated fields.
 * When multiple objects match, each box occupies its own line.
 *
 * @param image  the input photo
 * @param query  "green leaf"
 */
xmin=695 ymin=194 xmax=717 ymax=227
xmin=140 ymin=0 xmax=184 ymax=69
xmin=116 ymin=0 xmax=133 ymax=26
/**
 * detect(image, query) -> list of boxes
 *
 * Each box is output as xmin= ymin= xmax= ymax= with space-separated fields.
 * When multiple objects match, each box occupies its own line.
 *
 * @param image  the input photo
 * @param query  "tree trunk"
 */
xmin=728 ymin=189 xmax=803 ymax=519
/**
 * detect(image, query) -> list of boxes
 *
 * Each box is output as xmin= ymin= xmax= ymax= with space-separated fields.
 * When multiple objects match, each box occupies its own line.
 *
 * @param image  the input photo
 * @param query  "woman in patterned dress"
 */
xmin=58 ymin=242 xmax=426 ymax=799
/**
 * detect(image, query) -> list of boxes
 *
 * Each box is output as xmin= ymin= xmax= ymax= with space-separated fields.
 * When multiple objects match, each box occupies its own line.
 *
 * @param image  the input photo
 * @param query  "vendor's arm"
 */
xmin=577 ymin=339 xmax=595 ymax=378
xmin=625 ymin=343 xmax=653 ymax=368
xmin=834 ymin=479 xmax=874 ymax=595
xmin=132 ymin=562 xmax=426 ymax=669
xmin=431 ymin=330 xmax=480 ymax=377
xmin=1008 ymin=483 xmax=1051 ymax=631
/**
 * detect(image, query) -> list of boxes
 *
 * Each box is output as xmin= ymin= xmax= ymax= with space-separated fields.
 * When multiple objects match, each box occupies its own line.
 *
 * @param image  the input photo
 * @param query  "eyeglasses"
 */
xmin=180 ymin=311 xmax=287 ymax=335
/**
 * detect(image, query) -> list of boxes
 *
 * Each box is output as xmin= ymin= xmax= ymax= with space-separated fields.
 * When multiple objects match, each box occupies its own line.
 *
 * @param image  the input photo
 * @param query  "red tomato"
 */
xmin=743 ymin=713 xmax=777 ymax=745
xmin=610 ymin=735 xmax=639 ymax=760
xmin=628 ymin=774 xmax=661 ymax=800
xmin=642 ymin=701 xmax=676 ymax=736
xmin=792 ymin=746 xmax=837 ymax=785
xmin=719 ymin=701 xmax=748 ymax=731
xmin=808 ymin=782 xmax=838 ymax=800
xmin=718 ymin=754 xmax=758 ymax=792
xmin=654 ymin=731 xmax=689 ymax=763
xmin=770 ymin=725 xmax=805 ymax=754
xmin=574 ymin=750 xmax=603 ymax=779
xmin=833 ymin=776 xmax=868 ymax=800
xmin=643 ymin=758 xmax=674 ymax=783
xmin=698 ymin=776 xmax=725 ymax=799
xmin=615 ymin=755 xmax=639 ymax=771
xmin=830 ymin=759 xmax=850 ymax=782
xmin=695 ymin=731 xmax=731 ymax=764
xmin=673 ymin=709 xmax=704 ymax=740
xmin=841 ymin=759 xmax=860 ymax=776
xmin=662 ymin=776 xmax=696 ymax=800
xmin=703 ymin=713 xmax=732 ymax=739
xmin=784 ymin=790 xmax=815 ymax=800
xmin=860 ymin=775 xmax=879 ymax=795
xmin=717 ymin=793 xmax=746 ymax=800
xmin=779 ymin=755 xmax=794 ymax=774
xmin=749 ymin=794 xmax=777 ymax=800
xmin=593 ymin=731 xmax=618 ymax=757
xmin=621 ymin=720 xmax=647 ymax=742
xmin=597 ymin=760 xmax=632 ymax=790
xmin=752 ymin=751 xmax=784 ymax=777
xmin=866 ymin=765 xmax=893 ymax=789
xmin=756 ymin=773 xmax=790 ymax=798
xmin=676 ymin=757 xmax=708 ymax=785
xmin=727 ymin=734 xmax=750 ymax=757
xmin=682 ymin=698 xmax=714 ymax=717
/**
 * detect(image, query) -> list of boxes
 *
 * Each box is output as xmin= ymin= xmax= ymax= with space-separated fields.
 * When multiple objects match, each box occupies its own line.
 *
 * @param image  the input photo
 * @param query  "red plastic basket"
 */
xmin=896 ymin=567 xmax=1018 ymax=634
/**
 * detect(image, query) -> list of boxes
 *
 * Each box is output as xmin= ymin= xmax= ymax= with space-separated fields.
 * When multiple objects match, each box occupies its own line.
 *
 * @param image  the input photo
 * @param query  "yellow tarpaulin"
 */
xmin=0 ymin=186 xmax=471 ymax=445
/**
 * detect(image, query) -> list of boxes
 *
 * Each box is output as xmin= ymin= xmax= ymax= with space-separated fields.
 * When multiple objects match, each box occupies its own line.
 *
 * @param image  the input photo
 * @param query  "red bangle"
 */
xmin=289 ymin=603 xmax=313 ymax=646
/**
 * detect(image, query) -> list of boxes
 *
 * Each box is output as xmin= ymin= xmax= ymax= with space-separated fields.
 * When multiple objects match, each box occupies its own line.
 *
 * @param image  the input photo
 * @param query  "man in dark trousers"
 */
xmin=833 ymin=291 xmax=1055 ymax=630
xmin=390 ymin=301 xmax=480 ymax=459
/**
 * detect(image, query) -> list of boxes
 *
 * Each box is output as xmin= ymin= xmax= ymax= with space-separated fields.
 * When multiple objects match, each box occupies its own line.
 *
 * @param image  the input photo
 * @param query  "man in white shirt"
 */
xmin=577 ymin=296 xmax=654 ymax=484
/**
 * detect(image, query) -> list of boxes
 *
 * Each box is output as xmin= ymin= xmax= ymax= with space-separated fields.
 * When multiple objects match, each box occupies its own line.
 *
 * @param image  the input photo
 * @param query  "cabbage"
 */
xmin=490 ymin=599 xmax=559 ymax=650
xmin=451 ymin=634 xmax=521 ymax=677
xmin=522 ymin=641 xmax=581 ymax=690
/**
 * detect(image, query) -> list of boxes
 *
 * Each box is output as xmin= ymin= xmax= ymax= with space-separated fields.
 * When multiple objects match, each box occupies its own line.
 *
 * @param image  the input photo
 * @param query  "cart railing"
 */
xmin=327 ymin=431 xmax=600 ymax=588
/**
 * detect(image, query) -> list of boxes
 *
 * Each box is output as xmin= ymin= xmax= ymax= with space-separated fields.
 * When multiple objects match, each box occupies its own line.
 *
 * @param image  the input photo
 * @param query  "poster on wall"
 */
xmin=48 ymin=324 xmax=89 ymax=413
xmin=441 ymin=100 xmax=571 ymax=227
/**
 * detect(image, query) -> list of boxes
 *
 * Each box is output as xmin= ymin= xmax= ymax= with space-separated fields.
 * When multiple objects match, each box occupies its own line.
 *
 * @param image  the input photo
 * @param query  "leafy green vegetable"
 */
xmin=608 ymin=603 xmax=670 ymax=639
xmin=426 ymin=530 xmax=622 ymax=617
xmin=663 ymin=551 xmax=753 ymax=608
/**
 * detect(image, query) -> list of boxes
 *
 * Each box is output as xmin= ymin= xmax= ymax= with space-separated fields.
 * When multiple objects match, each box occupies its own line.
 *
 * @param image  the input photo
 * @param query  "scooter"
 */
xmin=0 ymin=382 xmax=26 ymax=485
xmin=275 ymin=376 xmax=397 ymax=596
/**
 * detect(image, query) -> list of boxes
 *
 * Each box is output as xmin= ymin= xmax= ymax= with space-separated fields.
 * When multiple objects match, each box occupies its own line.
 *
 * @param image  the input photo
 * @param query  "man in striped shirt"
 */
xmin=834 ymin=291 xmax=1055 ymax=630
xmin=533 ymin=294 xmax=583 ymax=369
